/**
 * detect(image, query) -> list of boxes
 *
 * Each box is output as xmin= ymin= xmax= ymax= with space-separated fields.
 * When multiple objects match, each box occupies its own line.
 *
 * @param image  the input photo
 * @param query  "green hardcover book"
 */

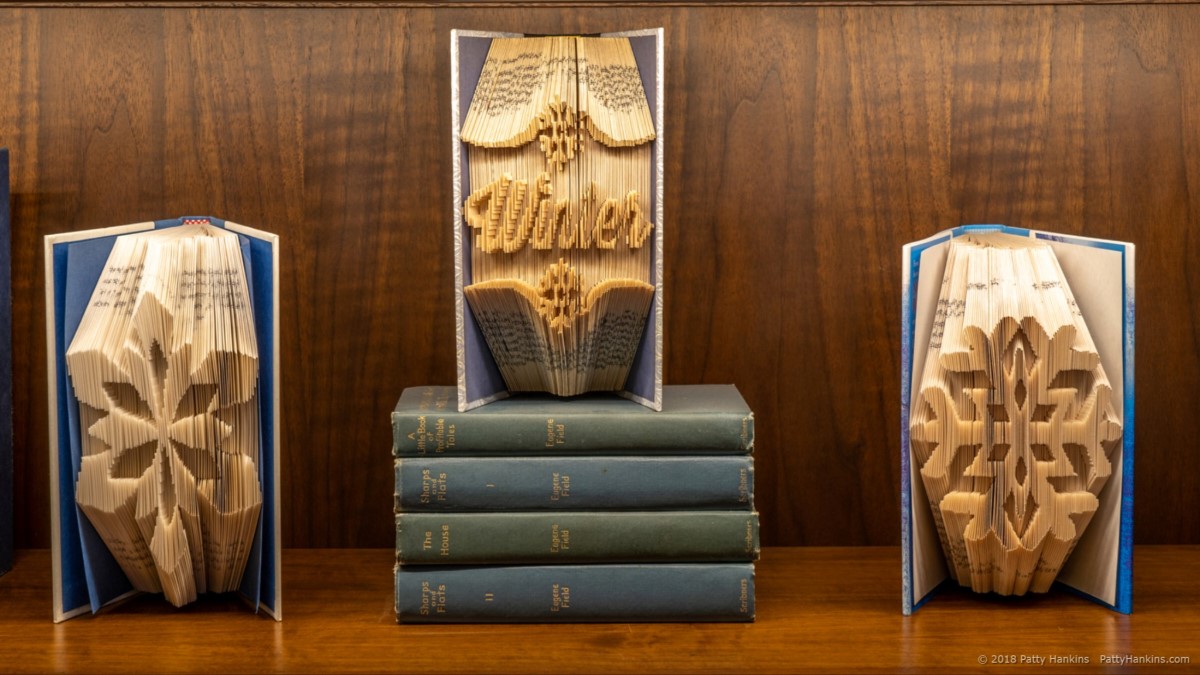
xmin=396 ymin=511 xmax=760 ymax=565
xmin=394 ymin=456 xmax=754 ymax=511
xmin=392 ymin=384 xmax=753 ymax=456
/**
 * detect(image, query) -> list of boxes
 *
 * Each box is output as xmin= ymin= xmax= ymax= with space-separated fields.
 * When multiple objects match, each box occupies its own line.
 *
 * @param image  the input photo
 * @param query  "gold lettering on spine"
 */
xmin=551 ymin=472 xmax=571 ymax=501
xmin=420 ymin=470 xmax=448 ymax=502
xmin=420 ymin=581 xmax=447 ymax=616
xmin=549 ymin=583 xmax=571 ymax=611
xmin=550 ymin=524 xmax=571 ymax=553
xmin=545 ymin=420 xmax=566 ymax=447
xmin=415 ymin=416 xmax=427 ymax=454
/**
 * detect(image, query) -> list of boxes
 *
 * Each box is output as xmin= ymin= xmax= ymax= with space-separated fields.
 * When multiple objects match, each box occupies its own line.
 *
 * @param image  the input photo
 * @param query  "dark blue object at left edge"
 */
xmin=1 ymin=148 xmax=12 ymax=576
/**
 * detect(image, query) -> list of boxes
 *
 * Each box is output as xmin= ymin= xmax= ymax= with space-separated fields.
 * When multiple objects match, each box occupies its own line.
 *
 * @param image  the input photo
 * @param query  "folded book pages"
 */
xmin=909 ymin=232 xmax=1122 ymax=596
xmin=65 ymin=222 xmax=261 ymax=607
xmin=461 ymin=35 xmax=656 ymax=397
xmin=47 ymin=216 xmax=280 ymax=621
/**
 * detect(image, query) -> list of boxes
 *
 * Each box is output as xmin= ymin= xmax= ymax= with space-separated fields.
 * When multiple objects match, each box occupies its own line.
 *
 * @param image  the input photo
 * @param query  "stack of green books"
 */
xmin=391 ymin=385 xmax=758 ymax=622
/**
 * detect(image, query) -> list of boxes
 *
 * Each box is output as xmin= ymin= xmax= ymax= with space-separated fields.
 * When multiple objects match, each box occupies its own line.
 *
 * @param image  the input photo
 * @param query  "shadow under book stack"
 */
xmin=390 ymin=385 xmax=759 ymax=622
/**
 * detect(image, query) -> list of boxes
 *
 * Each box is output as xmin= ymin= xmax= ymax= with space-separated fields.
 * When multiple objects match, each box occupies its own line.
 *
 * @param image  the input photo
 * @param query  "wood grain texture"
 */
xmin=0 ymin=547 xmax=1197 ymax=673
xmin=10 ymin=2 xmax=1200 ymax=8
xmin=2 ymin=4 xmax=1198 ymax=548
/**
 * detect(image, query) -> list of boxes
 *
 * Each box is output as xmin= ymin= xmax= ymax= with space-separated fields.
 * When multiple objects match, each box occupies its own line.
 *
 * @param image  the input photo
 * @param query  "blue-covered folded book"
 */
xmin=901 ymin=225 xmax=1134 ymax=614
xmin=44 ymin=216 xmax=281 ymax=622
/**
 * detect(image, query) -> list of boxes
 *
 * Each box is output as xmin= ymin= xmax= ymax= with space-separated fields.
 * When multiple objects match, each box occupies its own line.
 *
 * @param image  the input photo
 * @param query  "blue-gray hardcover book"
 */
xmin=393 ymin=384 xmax=753 ymax=456
xmin=396 ymin=511 xmax=760 ymax=565
xmin=395 ymin=456 xmax=753 ymax=511
xmin=395 ymin=562 xmax=754 ymax=622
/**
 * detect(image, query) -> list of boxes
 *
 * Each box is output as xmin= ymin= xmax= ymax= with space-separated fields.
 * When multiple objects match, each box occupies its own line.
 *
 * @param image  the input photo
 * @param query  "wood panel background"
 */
xmin=2 ymin=3 xmax=1197 ymax=549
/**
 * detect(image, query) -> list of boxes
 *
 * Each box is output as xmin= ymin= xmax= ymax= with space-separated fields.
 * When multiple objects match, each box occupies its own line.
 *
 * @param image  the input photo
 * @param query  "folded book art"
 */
xmin=902 ymin=226 xmax=1134 ymax=614
xmin=46 ymin=217 xmax=280 ymax=622
xmin=453 ymin=29 xmax=664 ymax=411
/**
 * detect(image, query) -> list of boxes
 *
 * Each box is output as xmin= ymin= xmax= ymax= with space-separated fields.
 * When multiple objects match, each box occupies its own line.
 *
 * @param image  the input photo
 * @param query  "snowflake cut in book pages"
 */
xmin=66 ymin=221 xmax=262 ymax=607
xmin=909 ymin=234 xmax=1122 ymax=596
xmin=461 ymin=36 xmax=656 ymax=396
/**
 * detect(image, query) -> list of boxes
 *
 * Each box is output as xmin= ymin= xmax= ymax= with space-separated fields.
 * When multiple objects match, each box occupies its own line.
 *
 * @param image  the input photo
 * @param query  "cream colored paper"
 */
xmin=461 ymin=36 xmax=656 ymax=396
xmin=65 ymin=223 xmax=261 ymax=607
xmin=909 ymin=233 xmax=1122 ymax=596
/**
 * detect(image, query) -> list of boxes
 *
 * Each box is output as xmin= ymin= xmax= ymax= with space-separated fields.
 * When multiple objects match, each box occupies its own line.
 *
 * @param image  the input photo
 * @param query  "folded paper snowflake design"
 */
xmin=460 ymin=36 xmax=656 ymax=396
xmin=909 ymin=233 xmax=1122 ymax=595
xmin=66 ymin=222 xmax=262 ymax=607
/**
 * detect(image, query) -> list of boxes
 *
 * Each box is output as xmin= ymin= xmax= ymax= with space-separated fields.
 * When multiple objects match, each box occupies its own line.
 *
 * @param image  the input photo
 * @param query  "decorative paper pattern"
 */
xmin=460 ymin=36 xmax=656 ymax=396
xmin=67 ymin=222 xmax=262 ymax=607
xmin=909 ymin=234 xmax=1122 ymax=595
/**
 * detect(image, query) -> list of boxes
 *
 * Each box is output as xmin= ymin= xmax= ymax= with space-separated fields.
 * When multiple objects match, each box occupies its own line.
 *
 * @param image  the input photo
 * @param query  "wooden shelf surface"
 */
xmin=0 ymin=547 xmax=1197 ymax=673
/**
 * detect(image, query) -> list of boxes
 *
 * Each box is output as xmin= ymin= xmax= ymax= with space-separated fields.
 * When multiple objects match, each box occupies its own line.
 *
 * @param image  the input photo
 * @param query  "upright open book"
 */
xmin=452 ymin=29 xmax=664 ymax=411
xmin=45 ymin=216 xmax=280 ymax=622
xmin=901 ymin=225 xmax=1134 ymax=614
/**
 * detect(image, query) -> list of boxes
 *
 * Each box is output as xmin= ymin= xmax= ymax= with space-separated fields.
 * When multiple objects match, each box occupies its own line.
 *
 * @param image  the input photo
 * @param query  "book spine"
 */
xmin=391 ymin=410 xmax=752 ymax=455
xmin=394 ymin=456 xmax=754 ymax=511
xmin=0 ymin=148 xmax=9 ymax=575
xmin=395 ymin=563 xmax=755 ymax=622
xmin=396 ymin=512 xmax=759 ymax=565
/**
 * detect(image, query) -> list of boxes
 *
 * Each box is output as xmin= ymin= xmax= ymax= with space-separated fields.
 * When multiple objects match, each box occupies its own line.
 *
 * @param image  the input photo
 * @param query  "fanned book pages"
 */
xmin=461 ymin=36 xmax=656 ymax=396
xmin=64 ymin=222 xmax=262 ymax=608
xmin=909 ymin=232 xmax=1122 ymax=596
xmin=46 ymin=216 xmax=281 ymax=622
